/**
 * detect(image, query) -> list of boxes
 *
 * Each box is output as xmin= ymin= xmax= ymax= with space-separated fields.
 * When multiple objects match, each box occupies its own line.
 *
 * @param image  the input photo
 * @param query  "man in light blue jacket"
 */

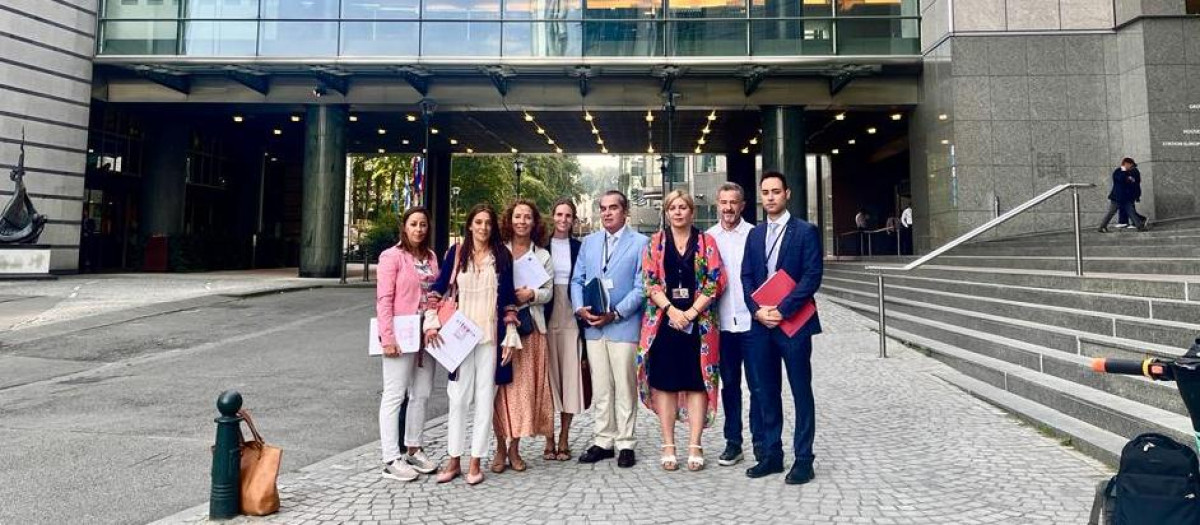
xmin=571 ymin=190 xmax=649 ymax=468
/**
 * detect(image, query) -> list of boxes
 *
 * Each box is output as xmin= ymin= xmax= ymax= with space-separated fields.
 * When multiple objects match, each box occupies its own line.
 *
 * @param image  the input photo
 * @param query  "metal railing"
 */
xmin=863 ymin=182 xmax=1096 ymax=358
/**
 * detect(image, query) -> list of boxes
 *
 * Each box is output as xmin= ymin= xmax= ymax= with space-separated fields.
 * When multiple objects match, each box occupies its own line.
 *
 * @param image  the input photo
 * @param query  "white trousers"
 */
xmin=379 ymin=352 xmax=436 ymax=463
xmin=585 ymin=338 xmax=638 ymax=450
xmin=446 ymin=342 xmax=497 ymax=458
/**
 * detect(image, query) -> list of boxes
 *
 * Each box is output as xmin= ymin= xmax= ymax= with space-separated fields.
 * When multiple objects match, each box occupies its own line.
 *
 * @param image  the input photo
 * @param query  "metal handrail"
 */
xmin=862 ymin=182 xmax=1096 ymax=358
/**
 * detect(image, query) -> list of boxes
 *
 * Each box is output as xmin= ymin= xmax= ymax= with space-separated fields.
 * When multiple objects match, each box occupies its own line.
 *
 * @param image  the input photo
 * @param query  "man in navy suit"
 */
xmin=741 ymin=171 xmax=823 ymax=485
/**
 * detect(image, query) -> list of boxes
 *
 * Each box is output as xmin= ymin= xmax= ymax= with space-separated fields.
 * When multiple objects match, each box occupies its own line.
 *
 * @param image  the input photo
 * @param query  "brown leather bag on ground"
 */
xmin=238 ymin=409 xmax=281 ymax=516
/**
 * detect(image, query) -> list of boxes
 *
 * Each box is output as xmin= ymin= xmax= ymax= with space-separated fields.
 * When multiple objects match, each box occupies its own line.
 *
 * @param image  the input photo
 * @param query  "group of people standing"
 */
xmin=374 ymin=171 xmax=824 ymax=487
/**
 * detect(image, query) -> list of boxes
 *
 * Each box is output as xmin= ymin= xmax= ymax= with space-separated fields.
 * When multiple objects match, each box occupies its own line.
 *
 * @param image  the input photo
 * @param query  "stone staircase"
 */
xmin=823 ymin=217 xmax=1200 ymax=464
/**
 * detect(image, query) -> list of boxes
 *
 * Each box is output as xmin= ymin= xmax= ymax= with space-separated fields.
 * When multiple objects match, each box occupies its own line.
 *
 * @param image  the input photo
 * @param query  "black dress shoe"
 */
xmin=578 ymin=445 xmax=615 ymax=463
xmin=745 ymin=458 xmax=784 ymax=478
xmin=617 ymin=449 xmax=636 ymax=468
xmin=785 ymin=462 xmax=815 ymax=485
xmin=717 ymin=444 xmax=744 ymax=466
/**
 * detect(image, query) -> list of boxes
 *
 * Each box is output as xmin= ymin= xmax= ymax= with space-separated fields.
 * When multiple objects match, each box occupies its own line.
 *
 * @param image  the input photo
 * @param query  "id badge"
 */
xmin=602 ymin=278 xmax=615 ymax=290
xmin=671 ymin=287 xmax=691 ymax=300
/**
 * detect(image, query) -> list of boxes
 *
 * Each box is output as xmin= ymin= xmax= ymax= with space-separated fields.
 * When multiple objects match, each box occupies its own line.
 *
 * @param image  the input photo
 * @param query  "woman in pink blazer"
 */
xmin=376 ymin=207 xmax=441 ymax=482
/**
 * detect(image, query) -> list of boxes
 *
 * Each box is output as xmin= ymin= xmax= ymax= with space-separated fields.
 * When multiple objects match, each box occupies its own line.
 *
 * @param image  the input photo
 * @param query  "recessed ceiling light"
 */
xmin=270 ymin=157 xmax=278 ymax=162
xmin=232 ymin=115 xmax=244 ymax=123
xmin=645 ymin=111 xmax=654 ymax=123
xmin=867 ymin=127 xmax=877 ymax=134
xmin=741 ymin=147 xmax=750 ymax=154
xmin=601 ymin=147 xmax=609 ymax=154
xmin=377 ymin=128 xmax=386 ymax=135
xmin=707 ymin=111 xmax=717 ymax=121
xmin=647 ymin=146 xmax=655 ymax=153
xmin=406 ymin=114 xmax=417 ymax=122
xmin=940 ymin=139 xmax=950 ymax=145
xmin=349 ymin=115 xmax=358 ymax=122
xmin=698 ymin=138 xmax=706 ymax=145
xmin=702 ymin=127 xmax=710 ymax=134
xmin=378 ymin=148 xmax=385 ymax=153
xmin=694 ymin=147 xmax=702 ymax=154
xmin=848 ymin=139 xmax=856 ymax=145
xmin=511 ymin=147 xmax=519 ymax=153
xmin=431 ymin=128 xmax=439 ymax=134
xmin=891 ymin=113 xmax=902 ymax=121
xmin=272 ymin=129 xmax=282 ymax=135
xmin=524 ymin=113 xmax=534 ymax=122
xmin=555 ymin=147 xmax=563 ymax=154
xmin=547 ymin=138 xmax=555 ymax=145
xmin=584 ymin=112 xmax=593 ymax=122
xmin=597 ymin=138 xmax=604 ymax=145
xmin=938 ymin=114 xmax=949 ymax=121
xmin=291 ymin=115 xmax=301 ymax=122
xmin=402 ymin=139 xmax=410 ymax=145
xmin=591 ymin=128 xmax=599 ymax=135
xmin=537 ymin=128 xmax=545 ymax=134
xmin=450 ymin=139 xmax=458 ymax=145
xmin=466 ymin=148 xmax=474 ymax=153
xmin=749 ymin=137 xmax=758 ymax=145
xmin=835 ymin=113 xmax=846 ymax=121
xmin=832 ymin=148 xmax=840 ymax=154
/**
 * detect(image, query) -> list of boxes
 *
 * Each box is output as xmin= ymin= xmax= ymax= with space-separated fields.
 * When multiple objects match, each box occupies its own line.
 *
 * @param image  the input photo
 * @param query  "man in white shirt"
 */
xmin=705 ymin=182 xmax=756 ymax=466
xmin=899 ymin=205 xmax=912 ymax=254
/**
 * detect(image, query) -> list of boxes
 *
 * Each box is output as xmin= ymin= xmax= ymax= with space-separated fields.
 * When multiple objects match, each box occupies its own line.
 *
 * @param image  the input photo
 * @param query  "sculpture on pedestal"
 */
xmin=0 ymin=132 xmax=47 ymax=244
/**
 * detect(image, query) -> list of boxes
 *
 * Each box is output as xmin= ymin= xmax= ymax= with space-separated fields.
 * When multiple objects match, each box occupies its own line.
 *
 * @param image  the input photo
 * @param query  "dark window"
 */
xmin=1187 ymin=0 xmax=1199 ymax=14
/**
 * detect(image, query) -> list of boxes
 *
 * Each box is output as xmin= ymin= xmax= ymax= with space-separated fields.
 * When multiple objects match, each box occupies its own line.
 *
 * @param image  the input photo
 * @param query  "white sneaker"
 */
xmin=405 ymin=450 xmax=438 ymax=474
xmin=1115 ymin=223 xmax=1129 ymax=228
xmin=382 ymin=460 xmax=419 ymax=482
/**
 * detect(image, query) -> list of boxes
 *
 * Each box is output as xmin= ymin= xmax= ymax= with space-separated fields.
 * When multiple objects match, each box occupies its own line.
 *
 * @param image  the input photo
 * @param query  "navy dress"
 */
xmin=647 ymin=229 xmax=705 ymax=393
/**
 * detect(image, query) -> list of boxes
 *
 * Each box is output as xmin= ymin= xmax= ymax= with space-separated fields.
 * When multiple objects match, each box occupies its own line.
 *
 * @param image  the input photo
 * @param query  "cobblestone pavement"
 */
xmin=157 ymin=299 xmax=1111 ymax=525
xmin=0 ymin=268 xmax=370 ymax=332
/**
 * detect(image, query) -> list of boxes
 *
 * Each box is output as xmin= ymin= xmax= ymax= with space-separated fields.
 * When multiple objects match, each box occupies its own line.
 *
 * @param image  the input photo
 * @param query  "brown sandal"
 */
xmin=489 ymin=455 xmax=507 ymax=474
xmin=555 ymin=448 xmax=571 ymax=461
xmin=543 ymin=447 xmax=557 ymax=461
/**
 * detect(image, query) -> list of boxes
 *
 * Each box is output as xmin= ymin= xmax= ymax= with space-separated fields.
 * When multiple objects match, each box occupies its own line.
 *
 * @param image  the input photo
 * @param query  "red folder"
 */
xmin=750 ymin=269 xmax=817 ymax=337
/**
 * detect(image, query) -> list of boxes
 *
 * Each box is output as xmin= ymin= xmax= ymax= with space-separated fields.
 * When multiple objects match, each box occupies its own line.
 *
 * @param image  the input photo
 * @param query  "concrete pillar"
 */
xmin=425 ymin=149 xmax=452 ymax=257
xmin=725 ymin=151 xmax=758 ymax=222
xmin=299 ymin=105 xmax=348 ymax=278
xmin=762 ymin=106 xmax=806 ymax=219
xmin=141 ymin=123 xmax=190 ymax=237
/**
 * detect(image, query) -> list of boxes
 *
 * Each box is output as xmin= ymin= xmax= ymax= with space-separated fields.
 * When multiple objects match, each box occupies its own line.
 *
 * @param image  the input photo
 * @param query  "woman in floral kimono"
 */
xmin=636 ymin=189 xmax=726 ymax=472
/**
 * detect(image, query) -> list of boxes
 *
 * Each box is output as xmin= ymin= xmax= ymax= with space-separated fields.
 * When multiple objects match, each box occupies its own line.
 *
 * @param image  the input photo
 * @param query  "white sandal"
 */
xmin=660 ymin=444 xmax=678 ymax=471
xmin=687 ymin=445 xmax=705 ymax=471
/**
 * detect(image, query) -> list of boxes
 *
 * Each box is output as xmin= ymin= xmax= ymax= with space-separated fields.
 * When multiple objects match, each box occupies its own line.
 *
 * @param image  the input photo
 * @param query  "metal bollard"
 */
xmin=210 ymin=390 xmax=244 ymax=520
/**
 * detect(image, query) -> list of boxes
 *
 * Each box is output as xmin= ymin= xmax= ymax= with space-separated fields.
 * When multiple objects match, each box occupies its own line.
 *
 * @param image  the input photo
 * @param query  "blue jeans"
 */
xmin=744 ymin=326 xmax=815 ymax=465
xmin=719 ymin=331 xmax=759 ymax=449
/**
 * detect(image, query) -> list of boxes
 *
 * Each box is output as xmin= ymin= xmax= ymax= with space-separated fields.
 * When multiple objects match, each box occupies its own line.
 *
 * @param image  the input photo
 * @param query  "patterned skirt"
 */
xmin=493 ymin=329 xmax=554 ymax=438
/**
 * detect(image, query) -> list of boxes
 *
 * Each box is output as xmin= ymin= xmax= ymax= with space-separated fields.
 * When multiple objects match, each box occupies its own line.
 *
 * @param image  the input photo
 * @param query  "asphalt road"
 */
xmin=0 ymin=287 xmax=448 ymax=525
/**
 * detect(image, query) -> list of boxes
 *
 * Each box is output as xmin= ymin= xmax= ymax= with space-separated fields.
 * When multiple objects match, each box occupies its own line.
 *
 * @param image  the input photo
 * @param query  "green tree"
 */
xmin=450 ymin=155 xmax=584 ymax=235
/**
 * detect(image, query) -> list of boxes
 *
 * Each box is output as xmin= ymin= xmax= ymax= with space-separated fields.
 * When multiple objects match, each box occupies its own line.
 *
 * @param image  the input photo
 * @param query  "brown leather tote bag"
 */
xmin=237 ymin=409 xmax=281 ymax=516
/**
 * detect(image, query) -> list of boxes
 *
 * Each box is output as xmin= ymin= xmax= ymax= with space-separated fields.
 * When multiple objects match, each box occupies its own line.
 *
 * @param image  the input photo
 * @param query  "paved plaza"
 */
xmin=156 ymin=300 xmax=1111 ymax=525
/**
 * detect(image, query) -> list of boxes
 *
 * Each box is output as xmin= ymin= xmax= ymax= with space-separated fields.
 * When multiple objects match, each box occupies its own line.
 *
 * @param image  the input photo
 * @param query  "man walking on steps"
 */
xmin=1098 ymin=157 xmax=1148 ymax=233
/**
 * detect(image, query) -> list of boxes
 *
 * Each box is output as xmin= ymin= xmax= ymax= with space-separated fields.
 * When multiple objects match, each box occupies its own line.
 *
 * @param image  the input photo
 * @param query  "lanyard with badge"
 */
xmin=601 ymin=233 xmax=617 ymax=291
xmin=671 ymin=233 xmax=692 ymax=301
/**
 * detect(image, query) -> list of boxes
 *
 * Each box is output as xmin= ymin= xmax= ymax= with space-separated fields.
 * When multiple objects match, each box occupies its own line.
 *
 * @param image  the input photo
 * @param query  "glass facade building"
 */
xmin=97 ymin=0 xmax=919 ymax=58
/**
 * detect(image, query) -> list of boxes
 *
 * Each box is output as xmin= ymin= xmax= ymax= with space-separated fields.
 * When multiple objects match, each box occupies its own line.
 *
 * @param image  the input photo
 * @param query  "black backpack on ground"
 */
xmin=1090 ymin=432 xmax=1200 ymax=525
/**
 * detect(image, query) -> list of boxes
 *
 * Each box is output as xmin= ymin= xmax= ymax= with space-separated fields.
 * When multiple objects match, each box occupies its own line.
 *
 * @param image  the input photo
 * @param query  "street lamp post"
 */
xmin=450 ymin=185 xmax=461 ymax=243
xmin=513 ymin=157 xmax=525 ymax=197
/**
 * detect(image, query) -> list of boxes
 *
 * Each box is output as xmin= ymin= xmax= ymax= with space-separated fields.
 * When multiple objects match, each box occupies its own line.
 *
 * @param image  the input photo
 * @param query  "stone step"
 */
xmin=824 ymin=268 xmax=1200 ymax=325
xmin=825 ymin=262 xmax=1199 ymax=301
xmin=821 ymin=286 xmax=1188 ymax=416
xmin=822 ymin=277 xmax=1200 ymax=350
xmin=961 ymin=232 xmax=1200 ymax=250
xmin=948 ymin=244 xmax=1200 ymax=258
xmin=845 ymin=255 xmax=1200 ymax=275
xmin=826 ymin=295 xmax=1195 ymax=450
xmin=933 ymin=368 xmax=1128 ymax=466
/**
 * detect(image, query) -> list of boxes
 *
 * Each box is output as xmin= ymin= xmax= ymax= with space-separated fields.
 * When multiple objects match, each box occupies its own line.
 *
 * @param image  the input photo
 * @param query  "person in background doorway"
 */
xmin=1098 ymin=158 xmax=1148 ymax=233
xmin=854 ymin=209 xmax=870 ymax=230
xmin=899 ymin=204 xmax=913 ymax=255
xmin=705 ymin=182 xmax=757 ymax=467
